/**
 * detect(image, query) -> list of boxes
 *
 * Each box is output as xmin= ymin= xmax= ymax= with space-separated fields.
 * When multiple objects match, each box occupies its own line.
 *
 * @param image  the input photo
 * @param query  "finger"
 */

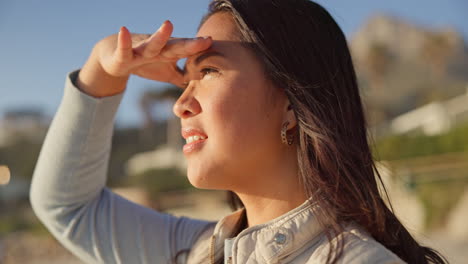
xmin=139 ymin=20 xmax=173 ymax=58
xmin=168 ymin=69 xmax=186 ymax=88
xmin=115 ymin=26 xmax=133 ymax=61
xmin=160 ymin=36 xmax=212 ymax=60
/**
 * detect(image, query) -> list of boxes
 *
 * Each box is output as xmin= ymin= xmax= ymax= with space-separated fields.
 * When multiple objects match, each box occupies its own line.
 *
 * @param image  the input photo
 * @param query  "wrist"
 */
xmin=77 ymin=48 xmax=129 ymax=98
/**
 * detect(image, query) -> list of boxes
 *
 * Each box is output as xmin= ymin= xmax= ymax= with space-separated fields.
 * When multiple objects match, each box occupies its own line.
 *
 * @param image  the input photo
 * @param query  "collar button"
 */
xmin=273 ymin=233 xmax=287 ymax=244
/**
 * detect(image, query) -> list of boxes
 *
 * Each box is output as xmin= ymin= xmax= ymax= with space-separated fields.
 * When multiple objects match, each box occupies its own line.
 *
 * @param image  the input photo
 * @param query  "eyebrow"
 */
xmin=182 ymin=51 xmax=227 ymax=75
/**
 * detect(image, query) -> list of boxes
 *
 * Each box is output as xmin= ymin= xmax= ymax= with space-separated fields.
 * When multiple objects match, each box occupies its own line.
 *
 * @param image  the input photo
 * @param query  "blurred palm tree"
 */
xmin=139 ymin=86 xmax=183 ymax=149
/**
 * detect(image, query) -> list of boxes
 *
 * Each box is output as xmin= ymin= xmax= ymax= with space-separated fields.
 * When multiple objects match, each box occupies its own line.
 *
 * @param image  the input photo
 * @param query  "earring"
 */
xmin=281 ymin=121 xmax=294 ymax=145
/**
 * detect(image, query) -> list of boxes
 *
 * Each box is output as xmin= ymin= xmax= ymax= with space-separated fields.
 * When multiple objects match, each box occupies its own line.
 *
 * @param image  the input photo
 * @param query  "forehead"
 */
xmin=196 ymin=12 xmax=241 ymax=41
xmin=185 ymin=12 xmax=246 ymax=68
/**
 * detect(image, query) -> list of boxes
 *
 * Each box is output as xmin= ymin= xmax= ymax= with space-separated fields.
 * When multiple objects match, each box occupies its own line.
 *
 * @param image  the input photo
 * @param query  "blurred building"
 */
xmin=390 ymin=85 xmax=468 ymax=135
xmin=0 ymin=108 xmax=50 ymax=147
xmin=126 ymin=86 xmax=186 ymax=176
xmin=125 ymin=144 xmax=186 ymax=176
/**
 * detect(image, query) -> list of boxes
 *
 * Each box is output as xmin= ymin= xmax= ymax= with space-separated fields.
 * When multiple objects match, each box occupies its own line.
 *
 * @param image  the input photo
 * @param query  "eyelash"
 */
xmin=200 ymin=67 xmax=219 ymax=77
xmin=182 ymin=67 xmax=219 ymax=88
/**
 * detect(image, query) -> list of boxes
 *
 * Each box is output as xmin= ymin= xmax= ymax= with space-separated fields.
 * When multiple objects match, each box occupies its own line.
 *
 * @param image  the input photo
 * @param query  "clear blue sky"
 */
xmin=1 ymin=0 xmax=467 ymax=128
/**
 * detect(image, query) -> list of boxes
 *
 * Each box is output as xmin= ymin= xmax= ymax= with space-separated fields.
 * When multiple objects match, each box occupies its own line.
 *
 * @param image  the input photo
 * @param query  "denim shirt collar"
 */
xmin=209 ymin=197 xmax=323 ymax=263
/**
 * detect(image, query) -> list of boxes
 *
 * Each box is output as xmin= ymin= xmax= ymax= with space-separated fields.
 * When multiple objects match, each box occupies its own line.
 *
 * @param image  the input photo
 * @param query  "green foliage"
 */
xmin=0 ymin=138 xmax=42 ymax=180
xmin=374 ymin=122 xmax=468 ymax=229
xmin=127 ymin=167 xmax=193 ymax=201
xmin=0 ymin=202 xmax=49 ymax=235
xmin=107 ymin=125 xmax=167 ymax=186
xmin=415 ymin=174 xmax=468 ymax=229
xmin=0 ymin=216 xmax=30 ymax=234
xmin=374 ymin=122 xmax=468 ymax=161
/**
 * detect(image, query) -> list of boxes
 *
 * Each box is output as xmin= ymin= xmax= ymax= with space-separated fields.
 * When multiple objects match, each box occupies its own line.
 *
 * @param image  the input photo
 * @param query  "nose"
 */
xmin=172 ymin=84 xmax=202 ymax=119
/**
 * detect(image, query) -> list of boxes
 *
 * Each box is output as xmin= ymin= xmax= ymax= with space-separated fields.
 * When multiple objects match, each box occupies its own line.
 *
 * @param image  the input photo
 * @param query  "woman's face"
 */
xmin=173 ymin=12 xmax=289 ymax=191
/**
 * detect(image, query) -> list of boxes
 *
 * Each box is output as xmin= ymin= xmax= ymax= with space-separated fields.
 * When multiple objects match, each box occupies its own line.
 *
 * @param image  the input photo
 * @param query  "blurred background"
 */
xmin=1 ymin=0 xmax=467 ymax=263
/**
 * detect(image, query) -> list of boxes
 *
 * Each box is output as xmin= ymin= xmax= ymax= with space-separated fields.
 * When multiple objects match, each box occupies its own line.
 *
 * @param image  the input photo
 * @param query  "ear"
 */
xmin=283 ymin=99 xmax=297 ymax=130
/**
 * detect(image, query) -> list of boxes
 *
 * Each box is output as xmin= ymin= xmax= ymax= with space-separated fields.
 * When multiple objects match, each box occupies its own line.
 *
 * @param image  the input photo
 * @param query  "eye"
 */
xmin=200 ymin=67 xmax=219 ymax=78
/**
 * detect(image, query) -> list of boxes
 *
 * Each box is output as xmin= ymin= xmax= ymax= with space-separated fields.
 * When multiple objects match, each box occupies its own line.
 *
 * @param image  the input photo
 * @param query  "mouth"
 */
xmin=183 ymin=137 xmax=207 ymax=154
xmin=181 ymin=127 xmax=208 ymax=154
xmin=185 ymin=135 xmax=207 ymax=144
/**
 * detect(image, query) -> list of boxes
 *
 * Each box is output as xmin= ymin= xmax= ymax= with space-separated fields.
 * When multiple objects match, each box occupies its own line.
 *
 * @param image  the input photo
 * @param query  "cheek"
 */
xmin=188 ymin=75 xmax=283 ymax=188
xmin=207 ymin=91 xmax=251 ymax=142
xmin=205 ymin=80 xmax=277 ymax=155
xmin=210 ymin=83 xmax=262 ymax=135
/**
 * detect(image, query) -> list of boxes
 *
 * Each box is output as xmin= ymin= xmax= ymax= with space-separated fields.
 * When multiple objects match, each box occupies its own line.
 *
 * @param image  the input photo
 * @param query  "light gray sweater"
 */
xmin=30 ymin=70 xmax=215 ymax=264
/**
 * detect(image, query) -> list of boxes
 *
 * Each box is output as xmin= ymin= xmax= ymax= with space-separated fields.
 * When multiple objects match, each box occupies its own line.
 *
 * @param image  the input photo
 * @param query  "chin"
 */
xmin=186 ymin=168 xmax=225 ymax=190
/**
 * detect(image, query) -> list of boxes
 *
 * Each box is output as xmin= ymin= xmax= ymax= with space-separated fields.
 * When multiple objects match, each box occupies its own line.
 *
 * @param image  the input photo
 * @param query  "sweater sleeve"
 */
xmin=30 ymin=70 xmax=216 ymax=264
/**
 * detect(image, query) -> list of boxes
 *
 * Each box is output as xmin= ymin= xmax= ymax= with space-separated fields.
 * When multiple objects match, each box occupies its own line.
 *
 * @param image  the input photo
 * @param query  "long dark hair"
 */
xmin=201 ymin=0 xmax=447 ymax=263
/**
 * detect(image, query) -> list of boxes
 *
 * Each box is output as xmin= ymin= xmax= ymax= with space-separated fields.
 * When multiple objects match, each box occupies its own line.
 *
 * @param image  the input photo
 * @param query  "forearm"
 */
xmin=30 ymin=69 xmax=123 ymax=217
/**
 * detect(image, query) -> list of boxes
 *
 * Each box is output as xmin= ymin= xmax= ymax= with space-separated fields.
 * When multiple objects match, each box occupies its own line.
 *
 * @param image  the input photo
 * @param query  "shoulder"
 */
xmin=185 ymin=223 xmax=216 ymax=263
xmin=309 ymin=224 xmax=406 ymax=264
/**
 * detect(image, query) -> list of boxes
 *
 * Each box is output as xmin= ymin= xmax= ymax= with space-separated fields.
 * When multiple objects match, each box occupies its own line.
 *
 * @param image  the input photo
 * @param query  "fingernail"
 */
xmin=197 ymin=36 xmax=211 ymax=40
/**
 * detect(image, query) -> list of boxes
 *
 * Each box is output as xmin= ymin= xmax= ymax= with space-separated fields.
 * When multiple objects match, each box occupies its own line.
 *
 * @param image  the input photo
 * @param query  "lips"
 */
xmin=181 ymin=127 xmax=208 ymax=154
xmin=181 ymin=127 xmax=208 ymax=139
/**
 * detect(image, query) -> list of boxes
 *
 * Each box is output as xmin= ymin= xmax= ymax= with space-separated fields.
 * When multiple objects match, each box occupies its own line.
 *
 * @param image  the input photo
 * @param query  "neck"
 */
xmin=234 ymin=146 xmax=308 ymax=228
xmin=238 ymin=192 xmax=307 ymax=227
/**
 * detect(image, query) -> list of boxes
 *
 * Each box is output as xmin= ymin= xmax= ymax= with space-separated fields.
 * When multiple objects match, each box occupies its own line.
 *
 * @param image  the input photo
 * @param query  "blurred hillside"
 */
xmin=351 ymin=14 xmax=468 ymax=126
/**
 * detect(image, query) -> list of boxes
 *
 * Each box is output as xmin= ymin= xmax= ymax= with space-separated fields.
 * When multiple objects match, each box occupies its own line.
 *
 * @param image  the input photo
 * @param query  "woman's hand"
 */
xmin=77 ymin=20 xmax=212 ymax=98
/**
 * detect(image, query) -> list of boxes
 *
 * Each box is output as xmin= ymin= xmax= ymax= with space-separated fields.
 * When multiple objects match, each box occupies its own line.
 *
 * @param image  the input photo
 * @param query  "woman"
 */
xmin=30 ymin=0 xmax=447 ymax=263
